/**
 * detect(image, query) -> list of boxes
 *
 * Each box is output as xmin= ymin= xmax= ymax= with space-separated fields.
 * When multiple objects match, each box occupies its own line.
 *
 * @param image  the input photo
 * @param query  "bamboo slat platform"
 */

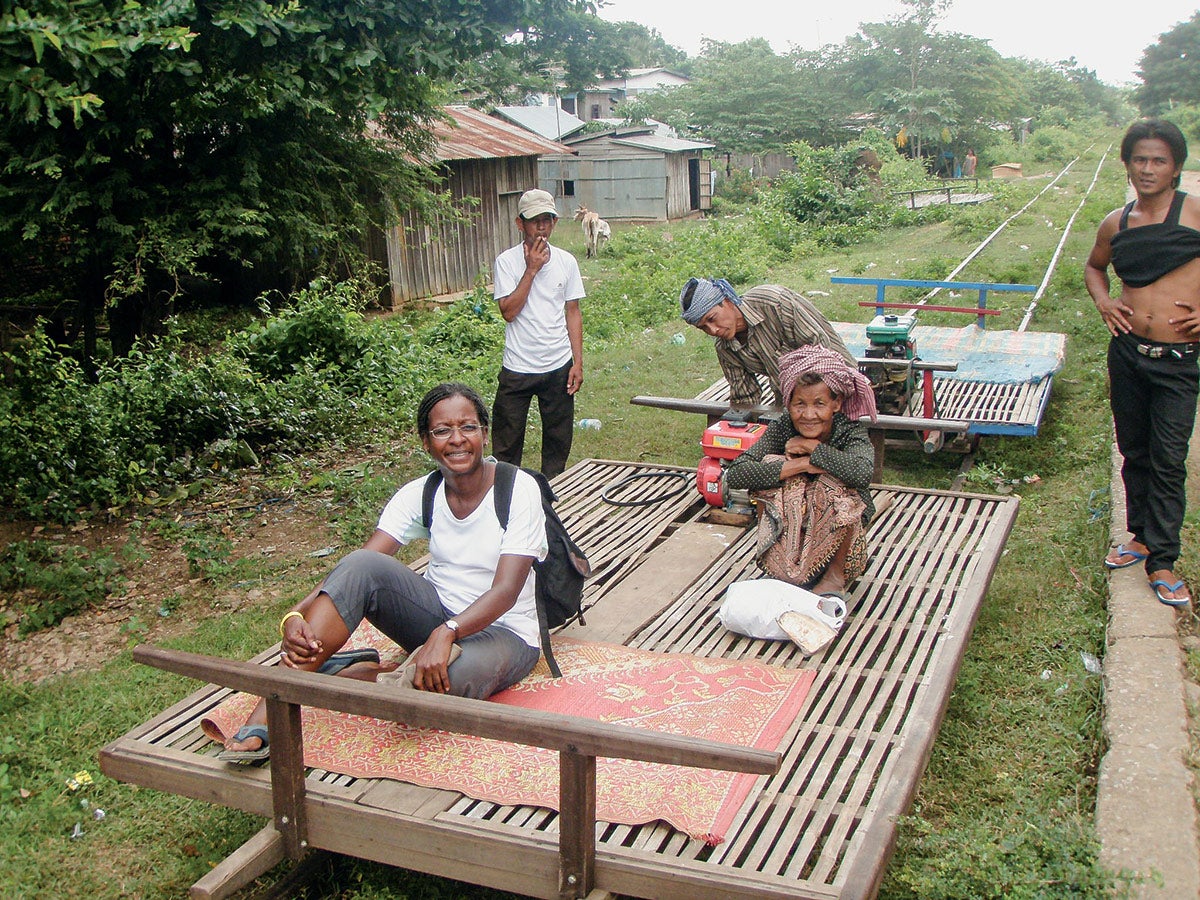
xmin=694 ymin=365 xmax=1053 ymax=439
xmin=101 ymin=458 xmax=1019 ymax=900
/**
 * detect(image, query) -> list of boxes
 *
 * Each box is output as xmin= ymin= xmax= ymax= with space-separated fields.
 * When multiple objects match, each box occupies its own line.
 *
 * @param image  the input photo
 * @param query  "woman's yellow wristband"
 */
xmin=279 ymin=610 xmax=305 ymax=638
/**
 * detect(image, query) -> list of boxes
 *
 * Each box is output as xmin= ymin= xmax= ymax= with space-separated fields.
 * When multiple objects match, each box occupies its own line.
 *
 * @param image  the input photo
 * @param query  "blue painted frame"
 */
xmin=831 ymin=276 xmax=1037 ymax=329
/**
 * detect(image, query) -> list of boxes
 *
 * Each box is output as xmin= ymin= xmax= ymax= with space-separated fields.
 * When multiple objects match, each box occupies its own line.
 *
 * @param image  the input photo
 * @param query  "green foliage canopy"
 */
xmin=639 ymin=0 xmax=1125 ymax=159
xmin=0 ymin=0 xmax=589 ymax=353
xmin=661 ymin=38 xmax=841 ymax=153
xmin=1134 ymin=12 xmax=1200 ymax=116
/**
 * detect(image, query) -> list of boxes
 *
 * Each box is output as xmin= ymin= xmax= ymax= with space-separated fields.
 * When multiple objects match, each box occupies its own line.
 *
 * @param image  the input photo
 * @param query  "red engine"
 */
xmin=696 ymin=419 xmax=767 ymax=507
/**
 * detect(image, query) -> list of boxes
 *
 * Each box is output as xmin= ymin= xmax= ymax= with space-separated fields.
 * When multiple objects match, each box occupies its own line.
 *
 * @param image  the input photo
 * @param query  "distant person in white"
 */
xmin=491 ymin=189 xmax=585 ymax=478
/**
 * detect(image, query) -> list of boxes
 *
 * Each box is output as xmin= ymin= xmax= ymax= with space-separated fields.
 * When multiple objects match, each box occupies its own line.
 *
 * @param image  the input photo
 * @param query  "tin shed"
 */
xmin=377 ymin=106 xmax=573 ymax=307
xmin=540 ymin=126 xmax=713 ymax=222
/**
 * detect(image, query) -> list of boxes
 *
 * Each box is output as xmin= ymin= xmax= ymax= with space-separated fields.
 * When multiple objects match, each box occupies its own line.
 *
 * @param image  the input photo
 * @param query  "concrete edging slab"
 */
xmin=1098 ymin=439 xmax=1200 ymax=897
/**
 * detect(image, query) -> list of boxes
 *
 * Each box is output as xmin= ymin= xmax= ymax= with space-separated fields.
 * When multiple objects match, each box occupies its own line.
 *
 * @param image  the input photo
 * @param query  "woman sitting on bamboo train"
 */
xmin=216 ymin=382 xmax=547 ymax=763
xmin=725 ymin=346 xmax=877 ymax=601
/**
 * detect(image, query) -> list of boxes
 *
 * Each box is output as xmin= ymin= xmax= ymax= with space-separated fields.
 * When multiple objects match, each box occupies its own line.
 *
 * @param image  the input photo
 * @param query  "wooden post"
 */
xmin=265 ymin=698 xmax=308 ymax=860
xmin=558 ymin=750 xmax=597 ymax=899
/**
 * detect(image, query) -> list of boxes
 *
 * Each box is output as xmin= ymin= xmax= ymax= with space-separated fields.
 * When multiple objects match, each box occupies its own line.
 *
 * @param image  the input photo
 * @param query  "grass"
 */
xmin=0 ymin=136 xmax=1162 ymax=897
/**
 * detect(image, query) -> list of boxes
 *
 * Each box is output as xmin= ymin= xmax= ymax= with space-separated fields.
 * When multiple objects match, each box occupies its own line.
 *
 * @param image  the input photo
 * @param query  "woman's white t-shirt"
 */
xmin=376 ymin=468 xmax=547 ymax=648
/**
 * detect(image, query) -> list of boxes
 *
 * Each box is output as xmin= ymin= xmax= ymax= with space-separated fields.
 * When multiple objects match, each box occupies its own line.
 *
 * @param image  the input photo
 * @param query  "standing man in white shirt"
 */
xmin=491 ymin=189 xmax=585 ymax=478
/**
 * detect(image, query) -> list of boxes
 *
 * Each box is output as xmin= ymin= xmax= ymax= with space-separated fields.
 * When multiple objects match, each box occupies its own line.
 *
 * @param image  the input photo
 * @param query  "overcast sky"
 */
xmin=597 ymin=0 xmax=1196 ymax=86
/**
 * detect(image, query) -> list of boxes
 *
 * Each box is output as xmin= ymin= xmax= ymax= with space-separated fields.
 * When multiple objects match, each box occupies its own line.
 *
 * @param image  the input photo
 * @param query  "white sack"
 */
xmin=718 ymin=579 xmax=846 ymax=641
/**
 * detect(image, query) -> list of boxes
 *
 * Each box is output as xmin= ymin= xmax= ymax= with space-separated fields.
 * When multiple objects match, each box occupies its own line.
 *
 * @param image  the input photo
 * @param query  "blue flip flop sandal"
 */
xmin=217 ymin=724 xmax=270 ymax=763
xmin=1104 ymin=544 xmax=1148 ymax=570
xmin=316 ymin=647 xmax=381 ymax=676
xmin=1151 ymin=579 xmax=1191 ymax=607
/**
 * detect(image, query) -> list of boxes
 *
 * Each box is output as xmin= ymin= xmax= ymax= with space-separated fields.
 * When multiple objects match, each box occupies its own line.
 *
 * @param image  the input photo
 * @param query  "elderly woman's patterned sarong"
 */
xmin=753 ymin=469 xmax=867 ymax=588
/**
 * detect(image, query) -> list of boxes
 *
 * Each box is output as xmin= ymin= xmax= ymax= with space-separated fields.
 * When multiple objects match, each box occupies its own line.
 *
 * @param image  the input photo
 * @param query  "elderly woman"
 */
xmin=725 ymin=346 xmax=877 ymax=599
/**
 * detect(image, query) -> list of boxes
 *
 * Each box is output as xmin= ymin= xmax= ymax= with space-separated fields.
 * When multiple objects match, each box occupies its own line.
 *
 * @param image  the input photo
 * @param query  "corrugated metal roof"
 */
xmin=493 ymin=105 xmax=587 ymax=141
xmin=431 ymin=106 xmax=573 ymax=161
xmin=591 ymin=117 xmax=676 ymax=138
xmin=610 ymin=133 xmax=714 ymax=153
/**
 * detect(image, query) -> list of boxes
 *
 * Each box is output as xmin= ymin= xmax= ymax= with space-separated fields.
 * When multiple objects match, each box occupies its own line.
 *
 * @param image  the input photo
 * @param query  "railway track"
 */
xmin=913 ymin=144 xmax=1116 ymax=333
xmin=895 ymin=146 xmax=1120 ymax=485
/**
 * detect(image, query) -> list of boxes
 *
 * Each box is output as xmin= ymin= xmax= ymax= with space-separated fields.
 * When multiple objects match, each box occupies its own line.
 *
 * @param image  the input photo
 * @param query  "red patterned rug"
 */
xmin=201 ymin=629 xmax=813 ymax=844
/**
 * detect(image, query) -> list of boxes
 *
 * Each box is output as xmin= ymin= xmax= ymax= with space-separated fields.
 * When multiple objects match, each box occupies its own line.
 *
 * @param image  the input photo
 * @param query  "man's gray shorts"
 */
xmin=321 ymin=548 xmax=540 ymax=699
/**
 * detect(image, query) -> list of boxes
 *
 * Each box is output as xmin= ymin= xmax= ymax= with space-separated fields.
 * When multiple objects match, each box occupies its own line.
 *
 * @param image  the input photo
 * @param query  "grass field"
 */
xmin=2 ymin=136 xmax=1181 ymax=898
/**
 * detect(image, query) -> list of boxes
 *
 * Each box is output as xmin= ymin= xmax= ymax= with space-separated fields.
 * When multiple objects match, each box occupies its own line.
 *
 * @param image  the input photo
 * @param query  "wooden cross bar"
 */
xmin=131 ymin=645 xmax=779 ymax=900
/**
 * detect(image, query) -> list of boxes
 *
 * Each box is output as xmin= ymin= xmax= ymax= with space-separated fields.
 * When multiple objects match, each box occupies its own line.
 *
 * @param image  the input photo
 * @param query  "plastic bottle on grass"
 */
xmin=576 ymin=418 xmax=602 ymax=431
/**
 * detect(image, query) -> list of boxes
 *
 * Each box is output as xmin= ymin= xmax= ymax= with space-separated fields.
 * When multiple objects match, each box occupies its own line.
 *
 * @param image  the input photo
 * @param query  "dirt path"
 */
xmin=0 ymin=488 xmax=339 ymax=683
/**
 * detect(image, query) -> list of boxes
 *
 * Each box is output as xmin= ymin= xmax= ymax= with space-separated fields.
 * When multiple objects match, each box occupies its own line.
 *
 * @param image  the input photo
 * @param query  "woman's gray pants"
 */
xmin=321 ymin=548 xmax=540 ymax=699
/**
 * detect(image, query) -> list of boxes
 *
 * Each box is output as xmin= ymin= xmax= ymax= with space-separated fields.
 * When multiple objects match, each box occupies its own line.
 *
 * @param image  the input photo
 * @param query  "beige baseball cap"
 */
xmin=517 ymin=189 xmax=558 ymax=219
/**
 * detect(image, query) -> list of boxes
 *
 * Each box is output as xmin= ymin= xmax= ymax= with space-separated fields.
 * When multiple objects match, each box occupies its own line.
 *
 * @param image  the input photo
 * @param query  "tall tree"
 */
xmin=0 ymin=0 xmax=589 ymax=361
xmin=662 ymin=38 xmax=841 ymax=153
xmin=847 ymin=0 xmax=953 ymax=159
xmin=1133 ymin=13 xmax=1200 ymax=116
xmin=454 ymin=10 xmax=657 ymax=107
xmin=609 ymin=21 xmax=688 ymax=71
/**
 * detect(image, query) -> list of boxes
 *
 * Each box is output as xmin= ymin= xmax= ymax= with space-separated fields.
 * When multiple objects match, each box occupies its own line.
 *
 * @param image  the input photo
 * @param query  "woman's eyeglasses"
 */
xmin=428 ymin=423 xmax=483 ymax=440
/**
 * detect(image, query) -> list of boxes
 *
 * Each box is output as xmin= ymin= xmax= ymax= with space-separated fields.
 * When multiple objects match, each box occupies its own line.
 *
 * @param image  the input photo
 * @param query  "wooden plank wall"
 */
xmin=663 ymin=154 xmax=693 ymax=220
xmin=382 ymin=157 xmax=538 ymax=308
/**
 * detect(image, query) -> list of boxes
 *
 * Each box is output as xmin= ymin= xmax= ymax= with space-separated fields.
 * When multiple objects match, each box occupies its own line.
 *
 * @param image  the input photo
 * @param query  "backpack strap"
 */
xmin=494 ymin=462 xmax=562 ymax=677
xmin=421 ymin=469 xmax=444 ymax=530
xmin=492 ymin=461 xmax=516 ymax=530
xmin=423 ymin=461 xmax=515 ymax=530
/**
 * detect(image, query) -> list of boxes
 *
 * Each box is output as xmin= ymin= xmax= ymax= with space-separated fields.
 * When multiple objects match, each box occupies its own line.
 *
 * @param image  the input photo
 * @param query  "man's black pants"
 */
xmin=491 ymin=361 xmax=574 ymax=478
xmin=1108 ymin=333 xmax=1199 ymax=574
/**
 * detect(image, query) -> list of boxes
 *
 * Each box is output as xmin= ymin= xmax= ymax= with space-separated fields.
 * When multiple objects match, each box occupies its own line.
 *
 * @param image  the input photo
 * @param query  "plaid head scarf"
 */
xmin=779 ymin=345 xmax=877 ymax=423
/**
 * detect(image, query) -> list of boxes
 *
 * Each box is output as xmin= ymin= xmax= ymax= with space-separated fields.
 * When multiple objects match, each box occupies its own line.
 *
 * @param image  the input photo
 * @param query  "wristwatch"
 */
xmin=444 ymin=619 xmax=460 ymax=637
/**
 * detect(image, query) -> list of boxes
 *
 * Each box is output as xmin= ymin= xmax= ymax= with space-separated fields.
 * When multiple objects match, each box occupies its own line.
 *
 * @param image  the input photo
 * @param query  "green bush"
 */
xmin=712 ymin=167 xmax=771 ymax=207
xmin=0 ymin=540 xmax=125 ymax=634
xmin=772 ymin=140 xmax=882 ymax=230
xmin=232 ymin=276 xmax=374 ymax=382
xmin=0 ymin=280 xmax=396 ymax=520
xmin=0 ymin=270 xmax=532 ymax=522
xmin=416 ymin=284 xmax=506 ymax=361
xmin=0 ymin=331 xmax=132 ymax=520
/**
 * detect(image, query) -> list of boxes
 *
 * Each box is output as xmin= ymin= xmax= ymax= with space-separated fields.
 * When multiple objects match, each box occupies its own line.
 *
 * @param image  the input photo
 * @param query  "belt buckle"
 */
xmin=1137 ymin=343 xmax=1163 ymax=359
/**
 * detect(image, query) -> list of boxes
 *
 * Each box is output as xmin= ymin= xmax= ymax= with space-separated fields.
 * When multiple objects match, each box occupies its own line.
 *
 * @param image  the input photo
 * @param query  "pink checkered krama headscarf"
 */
xmin=779 ymin=345 xmax=878 ymax=423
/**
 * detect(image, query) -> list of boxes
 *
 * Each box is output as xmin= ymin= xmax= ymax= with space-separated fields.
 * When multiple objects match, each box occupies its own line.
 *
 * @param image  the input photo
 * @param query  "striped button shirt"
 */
xmin=715 ymin=284 xmax=854 ymax=407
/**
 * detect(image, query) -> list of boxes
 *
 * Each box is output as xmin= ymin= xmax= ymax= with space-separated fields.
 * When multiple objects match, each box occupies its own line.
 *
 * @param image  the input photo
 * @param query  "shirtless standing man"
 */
xmin=1086 ymin=118 xmax=1200 ymax=606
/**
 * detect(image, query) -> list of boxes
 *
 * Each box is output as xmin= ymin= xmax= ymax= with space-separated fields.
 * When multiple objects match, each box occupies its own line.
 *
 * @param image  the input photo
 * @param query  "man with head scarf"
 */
xmin=724 ymin=346 xmax=877 ymax=599
xmin=679 ymin=278 xmax=854 ymax=408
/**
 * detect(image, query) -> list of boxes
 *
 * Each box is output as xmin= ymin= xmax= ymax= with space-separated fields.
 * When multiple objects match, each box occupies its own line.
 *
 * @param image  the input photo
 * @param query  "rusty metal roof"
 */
xmin=431 ymin=106 xmax=574 ymax=161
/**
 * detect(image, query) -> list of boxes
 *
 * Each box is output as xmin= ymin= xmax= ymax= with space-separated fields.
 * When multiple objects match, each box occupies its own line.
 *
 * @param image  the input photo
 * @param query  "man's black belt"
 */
xmin=1135 ymin=340 xmax=1200 ymax=359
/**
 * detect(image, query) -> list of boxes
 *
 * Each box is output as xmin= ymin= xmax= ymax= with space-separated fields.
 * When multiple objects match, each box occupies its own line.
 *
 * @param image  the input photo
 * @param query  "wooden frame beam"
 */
xmin=131 ymin=645 xmax=779 ymax=898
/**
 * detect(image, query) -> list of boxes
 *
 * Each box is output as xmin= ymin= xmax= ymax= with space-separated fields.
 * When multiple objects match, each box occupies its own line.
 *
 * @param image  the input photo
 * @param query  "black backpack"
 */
xmin=421 ymin=461 xmax=591 ymax=677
